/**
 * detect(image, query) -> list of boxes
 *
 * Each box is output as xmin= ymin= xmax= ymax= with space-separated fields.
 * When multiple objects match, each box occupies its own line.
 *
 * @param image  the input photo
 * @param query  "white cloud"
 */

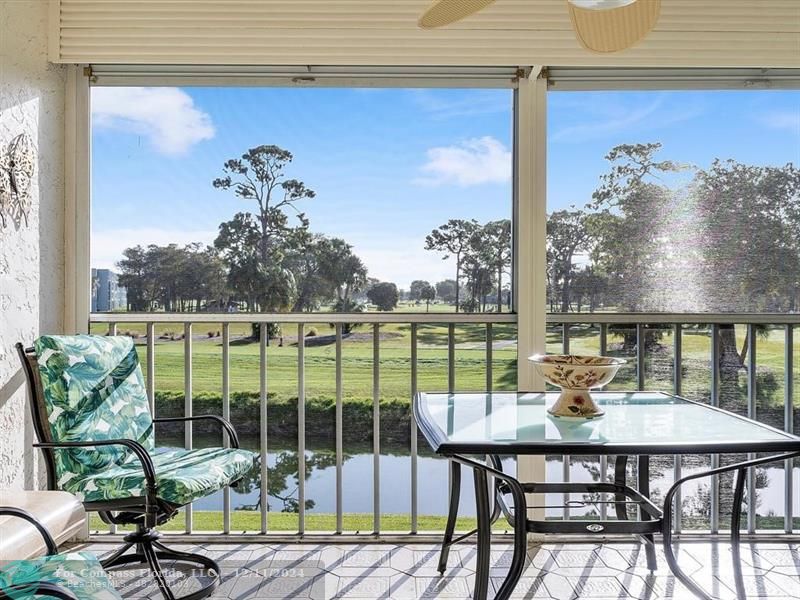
xmin=408 ymin=89 xmax=510 ymax=120
xmin=759 ymin=110 xmax=800 ymax=134
xmin=92 ymin=87 xmax=215 ymax=155
xmin=91 ymin=227 xmax=218 ymax=270
xmin=550 ymin=95 xmax=704 ymax=144
xmin=415 ymin=136 xmax=512 ymax=187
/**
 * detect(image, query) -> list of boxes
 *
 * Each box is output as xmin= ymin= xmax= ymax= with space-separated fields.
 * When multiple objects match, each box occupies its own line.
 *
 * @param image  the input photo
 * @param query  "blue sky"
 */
xmin=91 ymin=87 xmax=798 ymax=289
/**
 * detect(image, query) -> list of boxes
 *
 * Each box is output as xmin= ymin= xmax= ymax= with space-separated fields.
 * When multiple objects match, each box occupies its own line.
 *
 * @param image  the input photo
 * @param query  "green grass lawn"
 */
xmin=89 ymin=511 xmax=800 ymax=534
xmin=89 ymin=511 xmax=501 ymax=533
xmin=90 ymin=320 xmax=520 ymax=402
xmin=90 ymin=318 xmax=798 ymax=411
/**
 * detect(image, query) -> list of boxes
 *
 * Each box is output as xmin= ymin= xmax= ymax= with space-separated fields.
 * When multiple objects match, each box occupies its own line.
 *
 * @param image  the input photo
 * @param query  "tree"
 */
xmin=317 ymin=238 xmax=368 ymax=308
xmin=117 ymin=246 xmax=151 ymax=311
xmin=590 ymin=143 xmax=684 ymax=312
xmin=435 ymin=279 xmax=458 ymax=304
xmin=691 ymin=160 xmax=800 ymax=370
xmin=571 ymin=267 xmax=607 ymax=313
xmin=214 ymin=212 xmax=294 ymax=313
xmin=367 ymin=282 xmax=399 ymax=311
xmin=419 ymin=282 xmax=436 ymax=312
xmin=409 ymin=280 xmax=433 ymax=303
xmin=213 ymin=145 xmax=315 ymax=263
xmin=117 ymin=243 xmax=228 ymax=312
xmin=213 ymin=145 xmax=314 ymax=312
xmin=482 ymin=219 xmax=512 ymax=312
xmin=547 ymin=210 xmax=596 ymax=312
xmin=425 ymin=219 xmax=479 ymax=312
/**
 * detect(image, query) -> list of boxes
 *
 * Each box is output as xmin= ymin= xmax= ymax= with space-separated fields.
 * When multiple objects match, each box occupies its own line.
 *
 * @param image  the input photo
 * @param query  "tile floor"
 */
xmin=71 ymin=540 xmax=800 ymax=599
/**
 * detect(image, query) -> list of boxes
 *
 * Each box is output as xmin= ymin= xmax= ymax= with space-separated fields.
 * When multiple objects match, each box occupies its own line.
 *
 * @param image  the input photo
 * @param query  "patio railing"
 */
xmin=551 ymin=313 xmax=799 ymax=537
xmin=89 ymin=312 xmax=515 ymax=540
xmin=88 ymin=311 xmax=800 ymax=541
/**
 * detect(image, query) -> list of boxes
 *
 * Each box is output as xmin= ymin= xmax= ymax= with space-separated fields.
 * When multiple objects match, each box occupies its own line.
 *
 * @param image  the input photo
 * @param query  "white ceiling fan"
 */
xmin=418 ymin=0 xmax=661 ymax=53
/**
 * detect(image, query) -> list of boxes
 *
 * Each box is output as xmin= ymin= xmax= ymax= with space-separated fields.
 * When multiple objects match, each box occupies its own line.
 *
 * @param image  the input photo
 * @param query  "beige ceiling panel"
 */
xmin=52 ymin=0 xmax=800 ymax=67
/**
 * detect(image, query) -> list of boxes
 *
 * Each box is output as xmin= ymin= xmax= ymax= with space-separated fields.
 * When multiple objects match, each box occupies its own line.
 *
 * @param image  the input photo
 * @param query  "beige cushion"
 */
xmin=0 ymin=490 xmax=86 ymax=563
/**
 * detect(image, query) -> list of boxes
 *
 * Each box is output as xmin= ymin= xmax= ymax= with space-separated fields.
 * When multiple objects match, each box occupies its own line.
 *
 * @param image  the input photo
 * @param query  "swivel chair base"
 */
xmin=101 ymin=525 xmax=220 ymax=600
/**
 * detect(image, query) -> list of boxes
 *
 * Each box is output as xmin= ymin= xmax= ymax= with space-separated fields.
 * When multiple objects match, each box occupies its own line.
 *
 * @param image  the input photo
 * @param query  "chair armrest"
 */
xmin=0 ymin=507 xmax=58 ymax=555
xmin=33 ymin=439 xmax=158 ymax=495
xmin=153 ymin=415 xmax=240 ymax=448
xmin=0 ymin=582 xmax=79 ymax=600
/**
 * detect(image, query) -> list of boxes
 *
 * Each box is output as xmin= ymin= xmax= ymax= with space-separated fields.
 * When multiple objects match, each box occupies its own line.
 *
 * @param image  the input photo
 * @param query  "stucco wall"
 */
xmin=0 ymin=0 xmax=65 ymax=489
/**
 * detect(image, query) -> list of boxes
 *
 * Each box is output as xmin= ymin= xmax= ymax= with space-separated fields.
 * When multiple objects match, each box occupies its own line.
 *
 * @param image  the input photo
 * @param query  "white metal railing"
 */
xmin=91 ymin=312 xmax=513 ymax=538
xmin=547 ymin=314 xmax=799 ymax=536
xmin=90 ymin=311 xmax=799 ymax=539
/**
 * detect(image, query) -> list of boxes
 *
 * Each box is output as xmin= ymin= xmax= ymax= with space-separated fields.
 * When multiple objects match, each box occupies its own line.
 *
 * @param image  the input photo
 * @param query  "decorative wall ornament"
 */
xmin=0 ymin=133 xmax=35 ymax=227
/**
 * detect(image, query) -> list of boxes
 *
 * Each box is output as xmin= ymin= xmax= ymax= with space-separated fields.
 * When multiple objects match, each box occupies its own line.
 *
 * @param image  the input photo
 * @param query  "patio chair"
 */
xmin=0 ymin=505 xmax=121 ymax=599
xmin=16 ymin=335 xmax=259 ymax=600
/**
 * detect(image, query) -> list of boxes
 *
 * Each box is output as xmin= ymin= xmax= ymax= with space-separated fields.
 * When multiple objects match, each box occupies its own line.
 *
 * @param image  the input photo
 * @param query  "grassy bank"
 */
xmin=89 ymin=512 xmax=482 ymax=533
xmin=89 ymin=512 xmax=800 ymax=533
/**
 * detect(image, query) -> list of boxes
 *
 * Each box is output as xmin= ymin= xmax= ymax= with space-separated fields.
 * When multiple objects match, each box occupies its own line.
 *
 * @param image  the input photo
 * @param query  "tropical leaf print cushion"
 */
xmin=0 ymin=552 xmax=122 ymax=599
xmin=68 ymin=446 xmax=257 ymax=506
xmin=34 ymin=335 xmax=154 ymax=487
xmin=33 ymin=335 xmax=258 ymax=506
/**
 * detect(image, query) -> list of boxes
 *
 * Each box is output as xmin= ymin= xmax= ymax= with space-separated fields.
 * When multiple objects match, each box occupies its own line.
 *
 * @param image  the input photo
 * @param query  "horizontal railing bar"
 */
xmin=88 ymin=530 xmax=800 ymax=545
xmin=546 ymin=313 xmax=800 ymax=325
xmin=91 ymin=312 xmax=800 ymax=325
xmin=90 ymin=312 xmax=517 ymax=324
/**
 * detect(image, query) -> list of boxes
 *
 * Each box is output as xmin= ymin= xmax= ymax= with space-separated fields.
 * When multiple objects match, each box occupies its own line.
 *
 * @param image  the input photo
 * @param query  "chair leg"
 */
xmin=142 ymin=542 xmax=177 ymax=600
xmin=99 ymin=541 xmax=134 ymax=569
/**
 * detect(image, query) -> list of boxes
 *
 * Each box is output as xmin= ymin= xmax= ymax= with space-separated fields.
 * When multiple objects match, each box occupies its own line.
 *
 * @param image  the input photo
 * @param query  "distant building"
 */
xmin=91 ymin=268 xmax=127 ymax=312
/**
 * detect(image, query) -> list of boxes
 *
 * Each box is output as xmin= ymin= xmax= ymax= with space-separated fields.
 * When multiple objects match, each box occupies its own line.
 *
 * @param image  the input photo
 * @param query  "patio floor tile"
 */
xmin=73 ymin=539 xmax=800 ymax=599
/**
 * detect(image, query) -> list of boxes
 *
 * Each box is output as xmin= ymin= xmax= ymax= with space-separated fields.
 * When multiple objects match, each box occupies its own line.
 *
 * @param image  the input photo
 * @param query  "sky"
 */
xmin=91 ymin=86 xmax=799 ymax=290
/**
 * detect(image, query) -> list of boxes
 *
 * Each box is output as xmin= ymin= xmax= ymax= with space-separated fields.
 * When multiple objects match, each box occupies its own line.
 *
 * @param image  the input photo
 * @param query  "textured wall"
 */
xmin=0 ymin=0 xmax=66 ymax=489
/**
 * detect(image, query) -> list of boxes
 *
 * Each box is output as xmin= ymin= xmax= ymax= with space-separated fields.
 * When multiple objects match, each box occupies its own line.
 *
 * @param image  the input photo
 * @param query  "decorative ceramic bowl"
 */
xmin=528 ymin=354 xmax=626 ymax=419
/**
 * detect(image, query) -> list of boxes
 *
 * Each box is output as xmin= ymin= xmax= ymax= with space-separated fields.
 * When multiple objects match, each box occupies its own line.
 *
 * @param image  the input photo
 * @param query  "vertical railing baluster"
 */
xmin=448 ymin=323 xmax=455 ymax=392
xmin=108 ymin=322 xmax=118 ymax=534
xmin=562 ymin=323 xmax=570 ymax=519
xmin=298 ymin=323 xmax=306 ymax=535
xmin=259 ymin=323 xmax=268 ymax=534
xmin=747 ymin=324 xmax=757 ymax=533
xmin=636 ymin=323 xmax=645 ymax=391
xmin=184 ymin=322 xmax=193 ymax=533
xmin=373 ymin=323 xmax=381 ymax=534
xmin=446 ymin=323 xmax=456 ymax=523
xmin=710 ymin=323 xmax=720 ymax=534
xmin=785 ymin=324 xmax=794 ymax=534
xmin=599 ymin=323 xmax=608 ymax=356
xmin=486 ymin=323 xmax=493 ymax=392
xmin=146 ymin=322 xmax=155 ymax=415
xmin=673 ymin=323 xmax=682 ymax=534
xmin=410 ymin=323 xmax=419 ymax=534
xmin=222 ymin=323 xmax=231 ymax=534
xmin=599 ymin=324 xmax=608 ymax=521
xmin=335 ymin=323 xmax=343 ymax=534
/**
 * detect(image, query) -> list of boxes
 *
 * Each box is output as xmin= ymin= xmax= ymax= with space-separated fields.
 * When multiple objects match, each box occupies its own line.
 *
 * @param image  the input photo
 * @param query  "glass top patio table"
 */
xmin=414 ymin=391 xmax=800 ymax=456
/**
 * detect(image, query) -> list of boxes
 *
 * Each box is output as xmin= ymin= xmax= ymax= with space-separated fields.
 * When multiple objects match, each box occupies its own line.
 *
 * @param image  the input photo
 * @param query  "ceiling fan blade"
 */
xmin=567 ymin=0 xmax=661 ymax=53
xmin=418 ymin=0 xmax=497 ymax=29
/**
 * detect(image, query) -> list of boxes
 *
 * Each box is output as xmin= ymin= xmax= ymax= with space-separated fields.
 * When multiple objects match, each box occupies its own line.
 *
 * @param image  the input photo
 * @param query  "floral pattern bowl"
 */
xmin=528 ymin=354 xmax=626 ymax=419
